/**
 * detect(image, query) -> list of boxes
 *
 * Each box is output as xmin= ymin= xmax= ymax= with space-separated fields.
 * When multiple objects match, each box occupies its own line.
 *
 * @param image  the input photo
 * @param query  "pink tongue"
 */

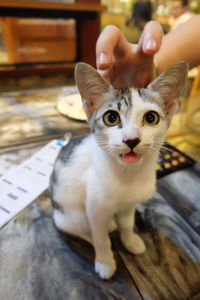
xmin=120 ymin=152 xmax=139 ymax=163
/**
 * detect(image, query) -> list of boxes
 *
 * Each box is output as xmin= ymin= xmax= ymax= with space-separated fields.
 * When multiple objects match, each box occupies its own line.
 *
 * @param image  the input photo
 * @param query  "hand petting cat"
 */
xmin=96 ymin=15 xmax=200 ymax=88
xmin=96 ymin=21 xmax=163 ymax=88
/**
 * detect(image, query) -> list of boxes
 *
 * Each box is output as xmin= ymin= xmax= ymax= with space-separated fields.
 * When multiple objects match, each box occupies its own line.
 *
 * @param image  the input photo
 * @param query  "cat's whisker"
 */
xmin=160 ymin=146 xmax=173 ymax=153
xmin=100 ymin=147 xmax=114 ymax=160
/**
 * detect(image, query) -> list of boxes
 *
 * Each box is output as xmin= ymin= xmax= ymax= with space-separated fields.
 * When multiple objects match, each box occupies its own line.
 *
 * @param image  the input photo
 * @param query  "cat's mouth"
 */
xmin=119 ymin=151 xmax=140 ymax=163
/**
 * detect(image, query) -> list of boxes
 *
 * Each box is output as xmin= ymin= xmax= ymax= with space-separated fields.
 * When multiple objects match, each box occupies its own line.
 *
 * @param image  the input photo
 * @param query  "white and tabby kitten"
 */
xmin=50 ymin=61 xmax=188 ymax=279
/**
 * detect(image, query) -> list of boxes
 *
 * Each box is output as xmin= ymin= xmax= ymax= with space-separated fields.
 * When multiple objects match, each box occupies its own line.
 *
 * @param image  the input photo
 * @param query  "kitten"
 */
xmin=49 ymin=61 xmax=188 ymax=279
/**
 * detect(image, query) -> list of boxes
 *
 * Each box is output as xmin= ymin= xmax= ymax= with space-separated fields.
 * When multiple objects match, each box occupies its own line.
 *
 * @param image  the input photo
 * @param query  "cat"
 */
xmin=49 ymin=61 xmax=188 ymax=279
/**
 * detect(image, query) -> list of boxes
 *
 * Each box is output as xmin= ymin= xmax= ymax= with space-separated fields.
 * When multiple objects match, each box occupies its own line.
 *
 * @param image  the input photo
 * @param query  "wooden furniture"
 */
xmin=0 ymin=0 xmax=106 ymax=74
xmin=0 ymin=87 xmax=200 ymax=300
xmin=2 ymin=18 xmax=77 ymax=63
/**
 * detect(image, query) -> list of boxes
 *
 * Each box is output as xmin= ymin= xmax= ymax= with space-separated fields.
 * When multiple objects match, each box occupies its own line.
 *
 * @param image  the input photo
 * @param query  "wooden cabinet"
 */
xmin=2 ymin=18 xmax=77 ymax=63
xmin=0 ymin=0 xmax=106 ymax=75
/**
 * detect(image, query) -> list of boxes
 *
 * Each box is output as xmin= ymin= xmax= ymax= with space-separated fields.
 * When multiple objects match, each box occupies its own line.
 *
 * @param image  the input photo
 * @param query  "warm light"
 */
xmin=190 ymin=0 xmax=198 ymax=9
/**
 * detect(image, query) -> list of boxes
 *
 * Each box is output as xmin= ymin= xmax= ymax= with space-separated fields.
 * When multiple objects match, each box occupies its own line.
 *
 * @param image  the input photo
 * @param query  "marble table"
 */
xmin=0 ymin=87 xmax=200 ymax=300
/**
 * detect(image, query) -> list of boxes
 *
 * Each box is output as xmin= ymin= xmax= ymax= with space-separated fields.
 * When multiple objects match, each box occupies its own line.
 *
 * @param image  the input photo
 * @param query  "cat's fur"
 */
xmin=49 ymin=61 xmax=188 ymax=279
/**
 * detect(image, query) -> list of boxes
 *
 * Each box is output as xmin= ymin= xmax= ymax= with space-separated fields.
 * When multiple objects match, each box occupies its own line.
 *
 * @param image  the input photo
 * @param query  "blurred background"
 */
xmin=1 ymin=0 xmax=200 ymax=68
xmin=0 ymin=0 xmax=199 ymax=161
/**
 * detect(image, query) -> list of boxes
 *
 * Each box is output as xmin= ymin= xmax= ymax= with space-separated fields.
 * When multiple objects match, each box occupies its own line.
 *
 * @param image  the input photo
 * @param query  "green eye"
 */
xmin=103 ymin=110 xmax=121 ymax=126
xmin=143 ymin=111 xmax=160 ymax=126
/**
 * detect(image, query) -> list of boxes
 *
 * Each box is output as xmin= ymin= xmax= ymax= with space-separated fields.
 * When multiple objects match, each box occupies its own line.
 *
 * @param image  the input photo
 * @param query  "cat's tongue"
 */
xmin=120 ymin=152 xmax=139 ymax=163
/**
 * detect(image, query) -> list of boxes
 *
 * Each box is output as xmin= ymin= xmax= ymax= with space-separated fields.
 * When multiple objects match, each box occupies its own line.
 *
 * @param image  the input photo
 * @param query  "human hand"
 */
xmin=96 ymin=21 xmax=163 ymax=88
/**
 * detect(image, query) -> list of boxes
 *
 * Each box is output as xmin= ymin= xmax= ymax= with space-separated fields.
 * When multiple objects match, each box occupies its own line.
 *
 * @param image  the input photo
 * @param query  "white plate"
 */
xmin=56 ymin=93 xmax=87 ymax=121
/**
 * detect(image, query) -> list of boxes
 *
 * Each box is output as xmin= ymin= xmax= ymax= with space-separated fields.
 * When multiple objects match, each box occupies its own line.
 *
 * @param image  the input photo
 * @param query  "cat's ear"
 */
xmin=147 ymin=61 xmax=188 ymax=117
xmin=75 ymin=62 xmax=110 ymax=119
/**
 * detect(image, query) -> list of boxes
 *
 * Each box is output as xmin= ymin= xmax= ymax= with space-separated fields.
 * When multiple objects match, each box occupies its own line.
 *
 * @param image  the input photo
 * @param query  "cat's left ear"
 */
xmin=147 ymin=61 xmax=188 ymax=117
xmin=75 ymin=62 xmax=110 ymax=119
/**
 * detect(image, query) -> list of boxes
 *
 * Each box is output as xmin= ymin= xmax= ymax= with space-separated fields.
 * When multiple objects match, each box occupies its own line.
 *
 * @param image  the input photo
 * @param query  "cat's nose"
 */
xmin=123 ymin=138 xmax=141 ymax=149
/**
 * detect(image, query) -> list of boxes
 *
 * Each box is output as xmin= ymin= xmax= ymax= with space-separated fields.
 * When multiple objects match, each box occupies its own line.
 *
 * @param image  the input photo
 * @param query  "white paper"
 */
xmin=0 ymin=139 xmax=66 ymax=228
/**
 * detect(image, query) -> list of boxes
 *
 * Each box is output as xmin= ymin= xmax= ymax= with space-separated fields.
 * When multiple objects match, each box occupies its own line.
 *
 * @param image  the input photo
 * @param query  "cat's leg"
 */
xmin=117 ymin=205 xmax=146 ymax=255
xmin=53 ymin=209 xmax=93 ymax=244
xmin=87 ymin=204 xmax=116 ymax=279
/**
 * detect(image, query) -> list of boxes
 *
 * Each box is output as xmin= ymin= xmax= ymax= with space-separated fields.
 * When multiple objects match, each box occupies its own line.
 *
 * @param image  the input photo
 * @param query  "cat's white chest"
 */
xmin=86 ymin=157 xmax=156 ymax=207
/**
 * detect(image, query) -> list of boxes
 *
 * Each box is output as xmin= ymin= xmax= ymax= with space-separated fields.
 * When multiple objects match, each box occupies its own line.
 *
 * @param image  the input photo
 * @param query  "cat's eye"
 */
xmin=143 ymin=111 xmax=160 ymax=126
xmin=103 ymin=110 xmax=121 ymax=127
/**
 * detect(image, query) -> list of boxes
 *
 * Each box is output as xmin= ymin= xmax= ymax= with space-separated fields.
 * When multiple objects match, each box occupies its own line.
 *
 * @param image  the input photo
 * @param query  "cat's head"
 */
xmin=75 ymin=61 xmax=188 ymax=164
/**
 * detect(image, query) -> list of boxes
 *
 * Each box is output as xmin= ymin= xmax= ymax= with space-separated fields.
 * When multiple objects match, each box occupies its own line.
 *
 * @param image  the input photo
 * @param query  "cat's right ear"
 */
xmin=147 ymin=61 xmax=188 ymax=118
xmin=75 ymin=63 xmax=110 ymax=119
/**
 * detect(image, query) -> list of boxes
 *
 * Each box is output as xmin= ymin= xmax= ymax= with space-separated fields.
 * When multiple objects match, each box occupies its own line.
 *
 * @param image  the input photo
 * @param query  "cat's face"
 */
xmin=88 ymin=87 xmax=168 ymax=164
xmin=75 ymin=62 xmax=188 ymax=164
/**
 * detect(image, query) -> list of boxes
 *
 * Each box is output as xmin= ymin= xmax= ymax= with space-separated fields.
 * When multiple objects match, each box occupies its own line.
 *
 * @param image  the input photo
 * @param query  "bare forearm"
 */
xmin=155 ymin=15 xmax=200 ymax=72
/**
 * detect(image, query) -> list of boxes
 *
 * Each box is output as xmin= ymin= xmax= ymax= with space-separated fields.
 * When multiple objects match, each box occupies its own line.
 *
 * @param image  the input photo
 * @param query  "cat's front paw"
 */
xmin=95 ymin=258 xmax=116 ymax=279
xmin=121 ymin=233 xmax=146 ymax=255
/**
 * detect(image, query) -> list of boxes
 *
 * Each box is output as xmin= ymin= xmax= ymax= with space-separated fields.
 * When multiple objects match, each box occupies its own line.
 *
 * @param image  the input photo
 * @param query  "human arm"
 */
xmin=155 ymin=15 xmax=200 ymax=73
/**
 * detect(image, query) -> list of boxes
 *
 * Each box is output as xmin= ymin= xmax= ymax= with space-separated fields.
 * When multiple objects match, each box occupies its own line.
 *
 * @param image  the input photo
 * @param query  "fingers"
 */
xmin=95 ymin=21 xmax=164 ymax=87
xmin=96 ymin=21 xmax=163 ymax=71
xmin=138 ymin=21 xmax=164 ymax=55
xmin=96 ymin=25 xmax=129 ymax=71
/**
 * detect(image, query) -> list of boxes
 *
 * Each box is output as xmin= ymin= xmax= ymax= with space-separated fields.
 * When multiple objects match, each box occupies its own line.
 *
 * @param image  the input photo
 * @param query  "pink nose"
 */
xmin=123 ymin=138 xmax=141 ymax=149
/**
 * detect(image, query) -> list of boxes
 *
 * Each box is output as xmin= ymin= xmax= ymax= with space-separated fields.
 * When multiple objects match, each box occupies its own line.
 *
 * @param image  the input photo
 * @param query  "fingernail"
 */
xmin=98 ymin=52 xmax=108 ymax=66
xmin=145 ymin=40 xmax=157 ymax=51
